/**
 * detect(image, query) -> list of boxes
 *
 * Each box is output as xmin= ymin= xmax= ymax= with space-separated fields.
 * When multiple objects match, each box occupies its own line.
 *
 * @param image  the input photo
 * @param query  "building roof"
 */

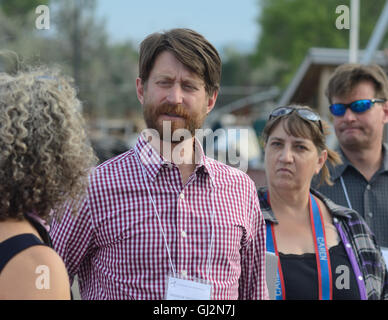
xmin=278 ymin=47 xmax=388 ymax=106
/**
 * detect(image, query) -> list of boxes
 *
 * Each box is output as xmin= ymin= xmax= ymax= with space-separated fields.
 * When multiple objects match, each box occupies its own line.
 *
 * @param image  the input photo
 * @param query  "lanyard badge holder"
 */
xmin=165 ymin=273 xmax=212 ymax=300
xmin=135 ymin=150 xmax=214 ymax=300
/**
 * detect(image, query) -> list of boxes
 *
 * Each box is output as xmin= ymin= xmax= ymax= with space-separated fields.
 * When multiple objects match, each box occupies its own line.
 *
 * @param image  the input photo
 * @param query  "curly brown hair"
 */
xmin=0 ymin=67 xmax=97 ymax=221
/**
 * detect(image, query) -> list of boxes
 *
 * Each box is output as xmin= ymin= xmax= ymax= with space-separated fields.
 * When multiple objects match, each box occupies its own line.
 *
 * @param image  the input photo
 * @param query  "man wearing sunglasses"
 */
xmin=316 ymin=63 xmax=388 ymax=248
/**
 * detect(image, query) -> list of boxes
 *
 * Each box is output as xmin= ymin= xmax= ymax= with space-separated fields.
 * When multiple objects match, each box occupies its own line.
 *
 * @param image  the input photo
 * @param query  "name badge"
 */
xmin=165 ymin=275 xmax=212 ymax=300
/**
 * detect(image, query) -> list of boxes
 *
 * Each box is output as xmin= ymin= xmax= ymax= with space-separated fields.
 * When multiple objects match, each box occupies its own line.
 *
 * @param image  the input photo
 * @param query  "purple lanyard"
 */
xmin=333 ymin=218 xmax=367 ymax=300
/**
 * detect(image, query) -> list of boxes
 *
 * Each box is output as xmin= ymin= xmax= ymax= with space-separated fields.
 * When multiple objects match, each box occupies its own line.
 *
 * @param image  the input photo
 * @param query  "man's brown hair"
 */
xmin=138 ymin=28 xmax=221 ymax=96
xmin=326 ymin=63 xmax=388 ymax=103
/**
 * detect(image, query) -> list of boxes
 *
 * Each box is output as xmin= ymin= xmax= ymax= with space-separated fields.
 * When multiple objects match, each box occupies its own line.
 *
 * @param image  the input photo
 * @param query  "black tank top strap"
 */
xmin=0 ymin=233 xmax=46 ymax=274
xmin=23 ymin=213 xmax=52 ymax=246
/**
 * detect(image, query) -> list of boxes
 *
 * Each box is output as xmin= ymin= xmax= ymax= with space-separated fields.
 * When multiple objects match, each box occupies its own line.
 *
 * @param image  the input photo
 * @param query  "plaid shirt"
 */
xmin=258 ymin=186 xmax=388 ymax=300
xmin=50 ymin=134 xmax=268 ymax=300
xmin=315 ymin=144 xmax=388 ymax=247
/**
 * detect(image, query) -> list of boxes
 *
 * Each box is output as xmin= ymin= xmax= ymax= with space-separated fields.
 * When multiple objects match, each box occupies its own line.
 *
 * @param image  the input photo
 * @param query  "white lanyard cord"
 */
xmin=340 ymin=176 xmax=353 ymax=210
xmin=135 ymin=151 xmax=176 ymax=277
xmin=135 ymin=150 xmax=215 ymax=280
xmin=206 ymin=186 xmax=216 ymax=280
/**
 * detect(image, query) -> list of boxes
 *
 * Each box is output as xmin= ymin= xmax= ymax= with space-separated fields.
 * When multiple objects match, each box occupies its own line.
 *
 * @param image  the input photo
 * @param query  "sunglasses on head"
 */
xmin=329 ymin=99 xmax=386 ymax=116
xmin=269 ymin=106 xmax=323 ymax=133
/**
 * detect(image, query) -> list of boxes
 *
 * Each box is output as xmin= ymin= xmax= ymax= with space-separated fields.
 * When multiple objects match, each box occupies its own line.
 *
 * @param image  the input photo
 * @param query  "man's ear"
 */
xmin=136 ymin=77 xmax=145 ymax=105
xmin=382 ymin=100 xmax=388 ymax=124
xmin=206 ymin=90 xmax=219 ymax=114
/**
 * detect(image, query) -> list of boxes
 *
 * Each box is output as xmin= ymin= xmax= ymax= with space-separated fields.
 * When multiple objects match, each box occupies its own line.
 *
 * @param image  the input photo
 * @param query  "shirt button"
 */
xmin=368 ymin=212 xmax=373 ymax=218
xmin=345 ymin=243 xmax=351 ymax=248
xmin=358 ymin=275 xmax=363 ymax=281
xmin=333 ymin=217 xmax=339 ymax=223
xmin=366 ymin=184 xmax=371 ymax=190
xmin=180 ymin=193 xmax=185 ymax=200
xmin=181 ymin=230 xmax=187 ymax=238
xmin=181 ymin=270 xmax=187 ymax=277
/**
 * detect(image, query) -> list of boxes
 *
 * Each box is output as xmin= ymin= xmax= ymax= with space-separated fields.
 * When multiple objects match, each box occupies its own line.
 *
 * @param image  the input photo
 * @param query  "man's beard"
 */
xmin=143 ymin=101 xmax=207 ymax=143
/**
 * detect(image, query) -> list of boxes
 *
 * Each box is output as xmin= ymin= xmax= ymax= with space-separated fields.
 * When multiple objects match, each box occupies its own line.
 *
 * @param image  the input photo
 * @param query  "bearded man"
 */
xmin=50 ymin=28 xmax=268 ymax=300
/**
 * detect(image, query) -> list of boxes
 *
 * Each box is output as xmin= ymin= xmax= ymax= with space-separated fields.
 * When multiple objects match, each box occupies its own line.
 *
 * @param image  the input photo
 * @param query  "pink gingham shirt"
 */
xmin=50 ymin=134 xmax=268 ymax=300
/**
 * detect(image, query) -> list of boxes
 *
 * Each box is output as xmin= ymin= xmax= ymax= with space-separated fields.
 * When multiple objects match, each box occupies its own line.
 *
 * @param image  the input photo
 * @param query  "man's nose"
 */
xmin=166 ymin=84 xmax=183 ymax=105
xmin=342 ymin=107 xmax=357 ymax=122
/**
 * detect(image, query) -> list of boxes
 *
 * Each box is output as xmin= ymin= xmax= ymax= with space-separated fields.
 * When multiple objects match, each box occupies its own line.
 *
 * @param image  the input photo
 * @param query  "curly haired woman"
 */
xmin=0 ymin=67 xmax=97 ymax=299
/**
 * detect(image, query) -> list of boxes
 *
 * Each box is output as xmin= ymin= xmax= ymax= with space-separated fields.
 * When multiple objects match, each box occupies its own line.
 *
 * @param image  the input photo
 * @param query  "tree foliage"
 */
xmin=0 ymin=0 xmax=48 ymax=17
xmin=0 ymin=0 xmax=139 ymax=118
xmin=254 ymin=0 xmax=388 ymax=87
xmin=51 ymin=0 xmax=139 ymax=117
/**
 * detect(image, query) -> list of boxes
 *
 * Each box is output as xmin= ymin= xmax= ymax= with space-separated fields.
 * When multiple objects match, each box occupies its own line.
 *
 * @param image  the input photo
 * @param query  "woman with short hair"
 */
xmin=259 ymin=105 xmax=388 ymax=300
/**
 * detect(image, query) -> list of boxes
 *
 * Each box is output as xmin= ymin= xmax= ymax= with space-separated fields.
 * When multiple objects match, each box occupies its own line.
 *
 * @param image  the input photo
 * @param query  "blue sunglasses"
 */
xmin=329 ymin=99 xmax=386 ymax=116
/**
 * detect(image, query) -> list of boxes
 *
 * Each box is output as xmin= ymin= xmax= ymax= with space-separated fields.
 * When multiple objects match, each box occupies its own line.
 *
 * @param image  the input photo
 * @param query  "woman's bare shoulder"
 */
xmin=0 ymin=244 xmax=70 ymax=300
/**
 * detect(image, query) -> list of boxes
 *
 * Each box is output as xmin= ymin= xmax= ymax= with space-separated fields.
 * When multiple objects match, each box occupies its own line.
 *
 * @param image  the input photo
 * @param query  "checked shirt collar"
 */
xmin=134 ymin=132 xmax=216 ymax=186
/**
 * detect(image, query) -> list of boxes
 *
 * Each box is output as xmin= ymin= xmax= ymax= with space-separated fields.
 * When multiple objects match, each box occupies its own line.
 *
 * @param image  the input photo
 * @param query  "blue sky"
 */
xmin=96 ymin=0 xmax=260 ymax=54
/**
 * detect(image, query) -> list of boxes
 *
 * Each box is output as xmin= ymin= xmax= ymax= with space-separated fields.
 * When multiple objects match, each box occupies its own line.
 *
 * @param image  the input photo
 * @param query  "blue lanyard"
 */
xmin=265 ymin=192 xmax=333 ymax=300
xmin=266 ymin=222 xmax=286 ymax=299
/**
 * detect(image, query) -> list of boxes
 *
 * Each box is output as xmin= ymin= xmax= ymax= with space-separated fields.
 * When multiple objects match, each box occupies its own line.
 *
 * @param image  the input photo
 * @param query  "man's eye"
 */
xmin=158 ymin=81 xmax=171 ymax=86
xmin=183 ymin=84 xmax=197 ymax=90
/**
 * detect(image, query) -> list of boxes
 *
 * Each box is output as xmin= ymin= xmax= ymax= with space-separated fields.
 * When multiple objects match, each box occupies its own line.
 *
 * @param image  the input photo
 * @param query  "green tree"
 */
xmin=0 ymin=0 xmax=48 ymax=17
xmin=1 ymin=0 xmax=139 ymax=118
xmin=0 ymin=0 xmax=51 ymax=68
xmin=51 ymin=0 xmax=139 ymax=117
xmin=254 ymin=0 xmax=388 ymax=87
xmin=221 ymin=46 xmax=253 ymax=87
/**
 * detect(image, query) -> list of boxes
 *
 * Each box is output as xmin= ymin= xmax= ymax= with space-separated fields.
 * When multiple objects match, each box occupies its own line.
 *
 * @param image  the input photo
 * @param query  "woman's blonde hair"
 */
xmin=0 ymin=66 xmax=97 ymax=221
xmin=261 ymin=105 xmax=342 ymax=186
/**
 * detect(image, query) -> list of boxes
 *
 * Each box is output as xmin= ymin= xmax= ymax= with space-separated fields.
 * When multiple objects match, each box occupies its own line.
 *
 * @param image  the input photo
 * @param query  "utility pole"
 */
xmin=349 ymin=0 xmax=359 ymax=63
xmin=361 ymin=0 xmax=388 ymax=64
